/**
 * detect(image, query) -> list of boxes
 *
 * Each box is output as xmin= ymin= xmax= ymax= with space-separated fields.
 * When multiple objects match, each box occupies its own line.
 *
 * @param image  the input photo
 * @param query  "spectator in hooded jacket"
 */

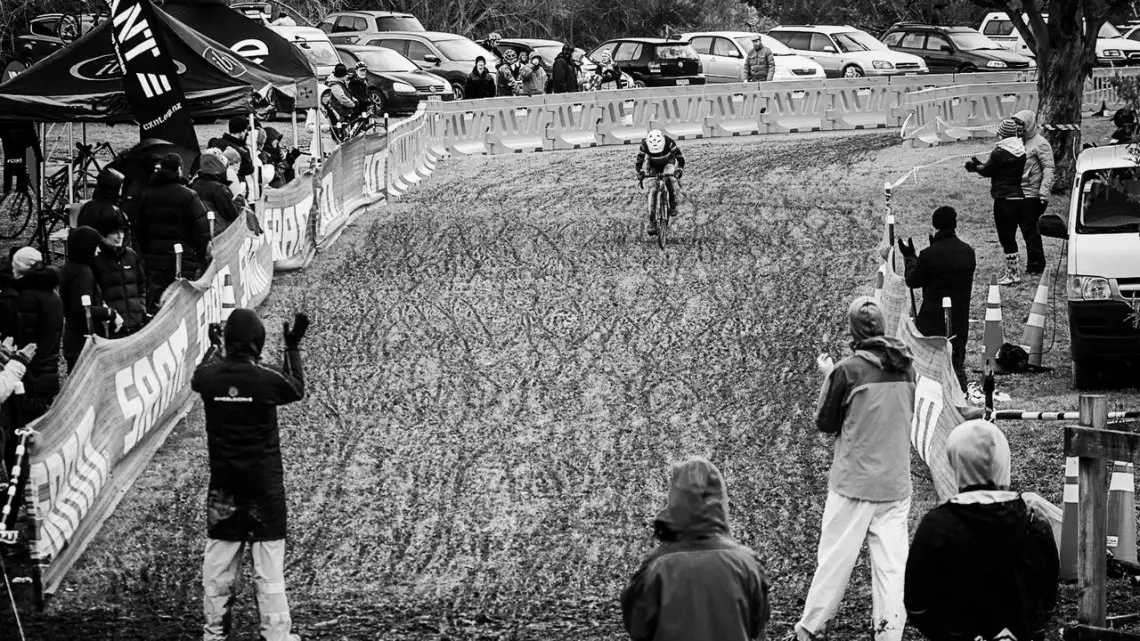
xmin=746 ymin=35 xmax=775 ymax=82
xmin=92 ymin=216 xmax=148 ymax=338
xmin=0 ymin=247 xmax=63 ymax=423
xmin=519 ymin=51 xmax=547 ymax=95
xmin=552 ymin=45 xmax=579 ymax=93
xmin=135 ymin=153 xmax=211 ymax=314
xmin=192 ymin=149 xmax=241 ymax=238
xmin=899 ymin=206 xmax=976 ymax=391
xmin=593 ymin=50 xmax=625 ymax=90
xmin=208 ymin=116 xmax=255 ymax=181
xmin=966 ymin=118 xmax=1026 ymax=286
xmin=59 ymin=227 xmax=120 ymax=371
xmin=1012 ymin=110 xmax=1055 ymax=276
xmin=193 ymin=309 xmax=307 ymax=641
xmin=621 ymin=455 xmax=770 ymax=641
xmin=78 ymin=167 xmax=132 ymax=248
xmin=260 ymin=127 xmax=301 ymax=189
xmin=905 ymin=419 xmax=1059 ymax=641
xmin=792 ymin=296 xmax=915 ymax=641
xmin=464 ymin=56 xmax=497 ymax=99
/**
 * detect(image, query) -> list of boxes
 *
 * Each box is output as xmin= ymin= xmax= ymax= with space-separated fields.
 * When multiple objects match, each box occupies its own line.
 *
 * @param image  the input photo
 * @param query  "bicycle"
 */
xmin=0 ymin=141 xmax=116 ymax=244
xmin=640 ymin=171 xmax=679 ymax=250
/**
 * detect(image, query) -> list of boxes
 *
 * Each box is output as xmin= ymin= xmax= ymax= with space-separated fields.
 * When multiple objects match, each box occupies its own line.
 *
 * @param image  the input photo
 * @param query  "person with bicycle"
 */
xmin=322 ymin=64 xmax=359 ymax=143
xmin=635 ymin=129 xmax=685 ymax=236
xmin=349 ymin=62 xmax=371 ymax=117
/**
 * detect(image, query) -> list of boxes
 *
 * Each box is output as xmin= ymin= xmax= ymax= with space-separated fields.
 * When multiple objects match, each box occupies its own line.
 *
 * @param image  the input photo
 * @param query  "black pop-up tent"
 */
xmin=162 ymin=0 xmax=318 ymax=108
xmin=0 ymin=2 xmax=299 ymax=122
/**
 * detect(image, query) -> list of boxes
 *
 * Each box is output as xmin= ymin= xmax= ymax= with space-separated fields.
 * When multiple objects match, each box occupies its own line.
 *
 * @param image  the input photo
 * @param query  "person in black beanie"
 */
xmin=78 ymin=168 xmax=132 ymax=247
xmin=898 ymin=206 xmax=976 ymax=391
xmin=207 ymin=115 xmax=255 ymax=181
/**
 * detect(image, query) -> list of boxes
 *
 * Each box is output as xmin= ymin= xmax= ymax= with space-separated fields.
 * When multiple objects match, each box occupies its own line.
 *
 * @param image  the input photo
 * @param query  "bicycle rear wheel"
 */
xmin=656 ymin=182 xmax=668 ymax=250
xmin=0 ymin=190 xmax=33 ymax=240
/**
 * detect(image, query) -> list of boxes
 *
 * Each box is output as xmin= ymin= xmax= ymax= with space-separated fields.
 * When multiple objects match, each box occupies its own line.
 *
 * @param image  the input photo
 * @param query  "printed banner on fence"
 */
xmin=258 ymin=175 xmax=317 ymax=271
xmin=25 ymin=219 xmax=273 ymax=599
xmin=315 ymin=129 xmax=387 ymax=249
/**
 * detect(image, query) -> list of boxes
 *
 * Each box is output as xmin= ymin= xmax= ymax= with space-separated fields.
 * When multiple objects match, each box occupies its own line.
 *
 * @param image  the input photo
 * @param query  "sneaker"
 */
xmin=647 ymin=225 xmax=658 ymax=236
xmin=668 ymin=207 xmax=678 ymax=218
xmin=998 ymin=268 xmax=1022 ymax=286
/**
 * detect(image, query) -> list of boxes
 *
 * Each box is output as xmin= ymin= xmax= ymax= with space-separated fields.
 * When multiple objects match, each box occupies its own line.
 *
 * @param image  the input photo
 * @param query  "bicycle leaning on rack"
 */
xmin=0 ymin=141 xmax=117 ymax=256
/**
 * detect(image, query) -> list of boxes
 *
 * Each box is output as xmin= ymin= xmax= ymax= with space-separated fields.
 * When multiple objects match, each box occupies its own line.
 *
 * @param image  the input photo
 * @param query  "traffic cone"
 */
xmin=1108 ymin=461 xmax=1138 ymax=565
xmin=983 ymin=274 xmax=1004 ymax=367
xmin=1061 ymin=456 xmax=1079 ymax=581
xmin=874 ymin=263 xmax=886 ymax=302
xmin=1019 ymin=270 xmax=1053 ymax=366
xmin=220 ymin=273 xmax=236 ymax=321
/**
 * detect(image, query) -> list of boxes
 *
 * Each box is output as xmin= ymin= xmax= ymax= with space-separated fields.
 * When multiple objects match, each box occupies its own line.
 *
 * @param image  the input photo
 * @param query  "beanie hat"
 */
xmin=333 ymin=63 xmax=348 ymax=78
xmin=996 ymin=118 xmax=1020 ymax=139
xmin=849 ymin=295 xmax=886 ymax=342
xmin=947 ymin=419 xmax=1011 ymax=491
xmin=932 ymin=206 xmax=957 ymax=231
xmin=199 ymin=150 xmax=227 ymax=176
xmin=222 ymin=147 xmax=242 ymax=166
xmin=12 ymin=247 xmax=42 ymax=279
xmin=228 ymin=115 xmax=249 ymax=134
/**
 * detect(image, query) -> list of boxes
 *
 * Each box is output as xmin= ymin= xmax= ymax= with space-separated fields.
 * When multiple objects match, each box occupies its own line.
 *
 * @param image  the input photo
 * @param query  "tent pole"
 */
xmin=67 ymin=122 xmax=75 ymax=204
xmin=291 ymin=109 xmax=299 ymax=158
xmin=314 ymin=107 xmax=323 ymax=159
xmin=249 ymin=112 xmax=261 ymax=202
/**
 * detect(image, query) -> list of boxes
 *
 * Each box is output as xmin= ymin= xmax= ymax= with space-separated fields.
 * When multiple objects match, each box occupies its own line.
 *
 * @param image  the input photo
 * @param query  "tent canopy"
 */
xmin=0 ymin=3 xmax=299 ymax=123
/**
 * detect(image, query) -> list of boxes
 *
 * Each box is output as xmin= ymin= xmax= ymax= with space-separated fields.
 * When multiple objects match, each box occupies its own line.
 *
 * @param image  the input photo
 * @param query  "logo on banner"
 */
xmin=239 ymin=233 xmax=271 ymax=307
xmin=70 ymin=54 xmax=188 ymax=81
xmin=115 ymin=319 xmax=191 ymax=453
xmin=364 ymin=150 xmax=385 ymax=198
xmin=911 ymin=375 xmax=944 ymax=463
xmin=228 ymin=386 xmax=239 ymax=397
xmin=203 ymin=46 xmax=248 ymax=78
xmin=229 ymin=39 xmax=270 ymax=65
xmin=264 ymin=195 xmax=312 ymax=262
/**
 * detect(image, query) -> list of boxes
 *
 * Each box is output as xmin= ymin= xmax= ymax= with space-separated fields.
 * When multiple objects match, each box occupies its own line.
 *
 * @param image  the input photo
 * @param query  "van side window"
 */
xmin=983 ymin=20 xmax=1014 ymax=36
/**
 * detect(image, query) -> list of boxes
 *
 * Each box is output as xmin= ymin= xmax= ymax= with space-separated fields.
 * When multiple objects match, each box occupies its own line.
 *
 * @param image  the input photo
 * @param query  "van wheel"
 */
xmin=842 ymin=65 xmax=864 ymax=78
xmin=1072 ymin=358 xmax=1099 ymax=390
xmin=959 ymin=64 xmax=977 ymax=73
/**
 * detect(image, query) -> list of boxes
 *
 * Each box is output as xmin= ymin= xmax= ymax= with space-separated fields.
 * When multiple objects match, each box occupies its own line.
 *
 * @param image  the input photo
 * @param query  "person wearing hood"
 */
xmin=0 ymin=247 xmax=63 ymax=421
xmin=464 ymin=56 xmax=497 ymax=99
xmin=792 ymin=296 xmax=915 ymax=641
xmin=259 ymin=127 xmax=301 ymax=189
xmin=78 ymin=168 xmax=132 ymax=247
xmin=621 ymin=456 xmax=770 ymax=641
xmin=323 ymin=64 xmax=358 ymax=134
xmin=59 ymin=227 xmax=120 ymax=371
xmin=207 ymin=116 xmax=255 ymax=181
xmin=905 ymin=420 xmax=1058 ymax=641
xmin=966 ymin=118 xmax=1027 ymax=285
xmin=92 ymin=215 xmax=148 ymax=338
xmin=192 ymin=149 xmax=241 ymax=237
xmin=593 ymin=49 xmax=626 ymax=90
xmin=552 ymin=44 xmax=579 ymax=93
xmin=898 ymin=206 xmax=976 ymax=391
xmin=192 ymin=308 xmax=308 ymax=641
xmin=519 ymin=51 xmax=548 ymax=95
xmin=135 ymin=153 xmax=211 ymax=314
xmin=496 ymin=48 xmax=524 ymax=96
xmin=1012 ymin=110 xmax=1055 ymax=276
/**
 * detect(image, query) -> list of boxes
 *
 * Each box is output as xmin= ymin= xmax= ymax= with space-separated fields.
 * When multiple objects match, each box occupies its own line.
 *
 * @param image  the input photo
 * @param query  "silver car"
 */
xmin=767 ymin=25 xmax=929 ymax=77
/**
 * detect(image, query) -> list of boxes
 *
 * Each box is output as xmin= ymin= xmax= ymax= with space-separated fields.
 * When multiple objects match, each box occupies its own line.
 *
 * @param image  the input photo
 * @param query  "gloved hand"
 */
xmin=208 ymin=322 xmax=223 ymax=347
xmin=964 ymin=157 xmax=980 ymax=172
xmin=1 ymin=337 xmax=14 ymax=354
xmin=816 ymin=353 xmax=835 ymax=378
xmin=638 ymin=172 xmax=645 ymax=189
xmin=14 ymin=343 xmax=36 ymax=365
xmin=674 ymin=168 xmax=683 ymax=180
xmin=283 ymin=312 xmax=310 ymax=350
xmin=111 ymin=309 xmax=124 ymax=332
xmin=897 ymin=237 xmax=917 ymax=258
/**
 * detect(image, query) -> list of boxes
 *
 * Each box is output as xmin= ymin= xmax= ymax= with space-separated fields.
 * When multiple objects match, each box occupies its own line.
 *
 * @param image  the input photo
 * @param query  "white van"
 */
xmin=980 ymin=12 xmax=1140 ymax=65
xmin=270 ymin=25 xmax=340 ymax=79
xmin=1038 ymin=145 xmax=1140 ymax=388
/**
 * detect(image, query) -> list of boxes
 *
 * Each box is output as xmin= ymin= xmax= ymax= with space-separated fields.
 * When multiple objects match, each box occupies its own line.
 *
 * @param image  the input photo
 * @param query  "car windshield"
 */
xmin=436 ymin=37 xmax=493 ymax=61
xmin=376 ymin=17 xmax=424 ymax=31
xmin=293 ymin=40 xmax=340 ymax=66
xmin=654 ymin=44 xmax=699 ymax=60
xmin=1102 ymin=23 xmax=1124 ymax=38
xmin=1078 ymin=167 xmax=1140 ymax=233
xmin=534 ymin=45 xmax=563 ymax=62
xmin=355 ymin=48 xmax=419 ymax=72
xmin=833 ymin=30 xmax=888 ymax=52
xmin=948 ymin=31 xmax=1004 ymax=50
xmin=736 ymin=35 xmax=792 ymax=55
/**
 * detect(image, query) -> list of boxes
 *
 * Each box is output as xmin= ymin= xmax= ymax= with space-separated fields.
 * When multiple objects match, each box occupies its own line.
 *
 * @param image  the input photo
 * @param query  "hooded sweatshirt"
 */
xmin=59 ymin=227 xmax=115 ymax=366
xmin=191 ymin=308 xmax=305 ymax=542
xmin=973 ymin=136 xmax=1026 ymax=200
xmin=816 ymin=297 xmax=916 ymax=502
xmin=0 ymin=260 xmax=62 ymax=399
xmin=621 ymin=457 xmax=770 ymax=641
xmin=1013 ymin=110 xmax=1056 ymax=200
xmin=905 ymin=420 xmax=1059 ymax=641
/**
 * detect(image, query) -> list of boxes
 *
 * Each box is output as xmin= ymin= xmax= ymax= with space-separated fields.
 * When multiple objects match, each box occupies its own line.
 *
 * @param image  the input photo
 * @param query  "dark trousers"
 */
xmin=1020 ymin=198 xmax=1047 ymax=273
xmin=993 ymin=198 xmax=1024 ymax=255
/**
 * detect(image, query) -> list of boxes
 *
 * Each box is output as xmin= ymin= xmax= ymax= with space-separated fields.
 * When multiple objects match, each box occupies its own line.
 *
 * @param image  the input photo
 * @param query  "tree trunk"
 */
xmin=1035 ymin=16 xmax=1088 ymax=191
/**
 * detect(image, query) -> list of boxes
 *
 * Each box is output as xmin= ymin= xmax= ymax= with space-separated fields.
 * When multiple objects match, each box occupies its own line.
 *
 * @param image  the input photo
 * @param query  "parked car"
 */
xmin=231 ymin=2 xmax=309 ymax=27
xmin=362 ymin=32 xmax=499 ymax=99
xmin=681 ymin=31 xmax=825 ymax=82
xmin=335 ymin=44 xmax=453 ymax=114
xmin=17 ymin=13 xmax=104 ymax=62
xmin=586 ymin=38 xmax=705 ymax=87
xmin=767 ymin=25 xmax=928 ymax=77
xmin=880 ymin=23 xmax=1035 ymax=73
xmin=318 ymin=10 xmax=425 ymax=45
xmin=980 ymin=12 xmax=1140 ymax=64
xmin=271 ymin=25 xmax=340 ymax=78
xmin=1122 ymin=24 xmax=1140 ymax=41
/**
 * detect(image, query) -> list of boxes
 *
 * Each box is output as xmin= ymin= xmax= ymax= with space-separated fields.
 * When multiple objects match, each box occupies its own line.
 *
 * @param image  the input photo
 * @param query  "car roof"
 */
xmin=272 ymin=26 xmax=329 ymax=39
xmin=371 ymin=30 xmax=470 ymax=41
xmin=335 ymin=44 xmax=400 ymax=52
xmin=771 ymin=25 xmax=861 ymax=33
xmin=1077 ymin=144 xmax=1138 ymax=172
xmin=500 ymin=38 xmax=564 ymax=46
xmin=597 ymin=37 xmax=692 ymax=45
xmin=325 ymin=10 xmax=417 ymax=18
xmin=885 ymin=23 xmax=975 ymax=32
xmin=680 ymin=31 xmax=758 ymax=38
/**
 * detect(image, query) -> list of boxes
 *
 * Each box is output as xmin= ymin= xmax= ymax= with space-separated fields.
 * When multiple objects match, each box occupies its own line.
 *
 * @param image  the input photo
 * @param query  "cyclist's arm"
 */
xmin=672 ymin=145 xmax=686 ymax=169
xmin=635 ymin=145 xmax=646 ymax=173
xmin=331 ymin=84 xmax=356 ymax=108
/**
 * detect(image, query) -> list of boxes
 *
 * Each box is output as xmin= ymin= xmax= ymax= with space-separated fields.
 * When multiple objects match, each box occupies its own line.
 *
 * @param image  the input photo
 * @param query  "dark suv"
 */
xmin=880 ymin=23 xmax=1035 ymax=73
xmin=318 ymin=10 xmax=425 ymax=45
xmin=586 ymin=38 xmax=705 ymax=87
xmin=17 ymin=13 xmax=104 ymax=62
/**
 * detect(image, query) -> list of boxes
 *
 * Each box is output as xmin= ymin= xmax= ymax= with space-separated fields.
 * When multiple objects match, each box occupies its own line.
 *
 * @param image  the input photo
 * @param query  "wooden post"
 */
xmin=1078 ymin=394 xmax=1109 ymax=627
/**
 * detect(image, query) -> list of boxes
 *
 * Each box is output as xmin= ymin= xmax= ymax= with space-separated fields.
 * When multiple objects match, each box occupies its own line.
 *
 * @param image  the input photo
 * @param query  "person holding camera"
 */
xmin=193 ymin=308 xmax=308 ymax=641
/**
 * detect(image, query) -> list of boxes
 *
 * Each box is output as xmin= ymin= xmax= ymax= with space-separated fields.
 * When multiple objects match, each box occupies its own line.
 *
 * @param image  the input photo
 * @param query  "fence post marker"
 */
xmin=1077 ymin=394 xmax=1108 ymax=627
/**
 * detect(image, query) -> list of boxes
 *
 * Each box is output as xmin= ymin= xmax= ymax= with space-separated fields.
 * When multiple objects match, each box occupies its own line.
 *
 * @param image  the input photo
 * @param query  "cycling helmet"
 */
xmin=355 ymin=61 xmax=367 ymax=70
xmin=646 ymin=129 xmax=666 ymax=154
xmin=1113 ymin=107 xmax=1137 ymax=128
xmin=488 ymin=32 xmax=502 ymax=42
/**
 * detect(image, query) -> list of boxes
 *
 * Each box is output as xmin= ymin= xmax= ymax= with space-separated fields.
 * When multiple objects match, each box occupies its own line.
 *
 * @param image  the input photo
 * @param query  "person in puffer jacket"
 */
xmin=621 ymin=455 xmax=770 ymax=641
xmin=135 ymin=153 xmax=212 ymax=314
xmin=192 ymin=149 xmax=241 ymax=238
xmin=259 ymin=127 xmax=301 ymax=189
xmin=1012 ymin=110 xmax=1055 ymax=276
xmin=78 ymin=168 xmax=132 ymax=248
xmin=793 ymin=296 xmax=915 ymax=641
xmin=59 ymin=227 xmax=119 ymax=371
xmin=966 ymin=118 xmax=1026 ymax=286
xmin=0 ymin=247 xmax=63 ymax=427
xmin=905 ymin=420 xmax=1059 ymax=641
xmin=92 ymin=217 xmax=149 ymax=338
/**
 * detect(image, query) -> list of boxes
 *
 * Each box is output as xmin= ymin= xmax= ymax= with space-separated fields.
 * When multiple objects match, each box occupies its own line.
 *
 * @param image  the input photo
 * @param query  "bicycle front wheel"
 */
xmin=0 ymin=190 xmax=34 ymax=240
xmin=656 ymin=183 xmax=668 ymax=250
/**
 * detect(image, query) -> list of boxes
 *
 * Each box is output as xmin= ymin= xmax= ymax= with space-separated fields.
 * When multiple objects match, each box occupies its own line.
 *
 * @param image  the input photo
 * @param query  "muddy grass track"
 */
xmin=6 ymin=126 xmax=1140 ymax=640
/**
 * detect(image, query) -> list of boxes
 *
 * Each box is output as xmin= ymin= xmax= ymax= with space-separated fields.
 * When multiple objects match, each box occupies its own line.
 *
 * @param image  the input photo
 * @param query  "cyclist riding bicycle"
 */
xmin=322 ymin=63 xmax=358 ymax=142
xmin=636 ymin=129 xmax=685 ymax=236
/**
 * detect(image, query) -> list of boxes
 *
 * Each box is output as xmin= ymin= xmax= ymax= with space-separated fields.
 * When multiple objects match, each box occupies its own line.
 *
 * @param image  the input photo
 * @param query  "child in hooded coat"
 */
xmin=259 ymin=127 xmax=301 ymax=189
xmin=59 ymin=226 xmax=119 ymax=371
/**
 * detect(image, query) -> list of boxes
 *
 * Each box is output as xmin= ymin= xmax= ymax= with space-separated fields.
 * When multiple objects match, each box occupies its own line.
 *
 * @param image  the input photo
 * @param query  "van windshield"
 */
xmin=1079 ymin=167 xmax=1140 ymax=233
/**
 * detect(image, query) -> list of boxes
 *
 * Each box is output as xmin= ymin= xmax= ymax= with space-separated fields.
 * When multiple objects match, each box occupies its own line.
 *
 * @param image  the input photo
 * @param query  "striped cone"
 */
xmin=1019 ymin=270 xmax=1053 ymax=366
xmin=1108 ymin=461 xmax=1138 ymax=565
xmin=1061 ymin=456 xmax=1079 ymax=581
xmin=983 ymin=274 xmax=1004 ymax=368
xmin=221 ymin=273 xmax=236 ymax=321
xmin=873 ymin=263 xmax=886 ymax=302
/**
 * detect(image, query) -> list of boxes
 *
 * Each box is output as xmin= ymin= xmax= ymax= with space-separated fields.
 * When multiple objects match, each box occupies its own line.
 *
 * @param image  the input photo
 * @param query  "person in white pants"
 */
xmin=792 ymin=296 xmax=917 ymax=641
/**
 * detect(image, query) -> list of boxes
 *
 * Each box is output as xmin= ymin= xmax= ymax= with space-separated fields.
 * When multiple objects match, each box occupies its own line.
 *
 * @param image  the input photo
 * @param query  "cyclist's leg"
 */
xmin=645 ymin=168 xmax=662 ymax=226
xmin=662 ymin=162 xmax=679 ymax=215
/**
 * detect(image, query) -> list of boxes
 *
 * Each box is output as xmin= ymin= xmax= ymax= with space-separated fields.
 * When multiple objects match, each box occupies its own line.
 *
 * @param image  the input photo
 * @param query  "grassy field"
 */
xmin=4 ymin=119 xmax=1140 ymax=640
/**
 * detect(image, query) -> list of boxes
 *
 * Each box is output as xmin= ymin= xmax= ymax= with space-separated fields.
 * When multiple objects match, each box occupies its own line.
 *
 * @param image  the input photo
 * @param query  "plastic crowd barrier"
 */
xmin=825 ymin=77 xmax=894 ymax=130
